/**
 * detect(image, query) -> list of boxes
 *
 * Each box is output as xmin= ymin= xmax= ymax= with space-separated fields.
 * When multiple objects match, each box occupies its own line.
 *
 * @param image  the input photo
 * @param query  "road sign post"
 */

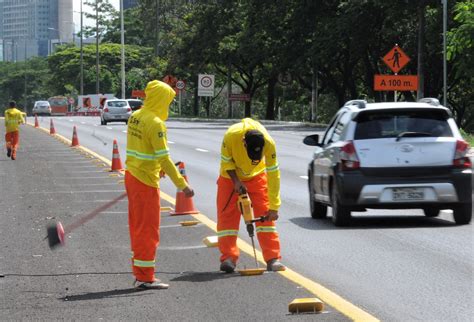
xmin=176 ymin=80 xmax=186 ymax=116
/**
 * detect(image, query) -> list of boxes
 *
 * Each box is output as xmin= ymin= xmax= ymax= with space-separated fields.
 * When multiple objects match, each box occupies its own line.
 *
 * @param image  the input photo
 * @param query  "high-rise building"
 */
xmin=124 ymin=0 xmax=138 ymax=10
xmin=0 ymin=0 xmax=73 ymax=62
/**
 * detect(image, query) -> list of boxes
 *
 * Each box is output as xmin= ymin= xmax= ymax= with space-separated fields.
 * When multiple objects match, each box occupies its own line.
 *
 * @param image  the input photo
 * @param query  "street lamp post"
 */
xmin=120 ymin=0 xmax=125 ymax=99
xmin=80 ymin=0 xmax=84 ymax=96
xmin=442 ymin=0 xmax=447 ymax=107
xmin=95 ymin=0 xmax=100 ymax=94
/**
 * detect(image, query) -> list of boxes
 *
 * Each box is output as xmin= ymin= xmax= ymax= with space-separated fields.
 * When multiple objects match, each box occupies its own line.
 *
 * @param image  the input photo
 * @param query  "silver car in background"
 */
xmin=32 ymin=101 xmax=52 ymax=116
xmin=100 ymin=99 xmax=132 ymax=125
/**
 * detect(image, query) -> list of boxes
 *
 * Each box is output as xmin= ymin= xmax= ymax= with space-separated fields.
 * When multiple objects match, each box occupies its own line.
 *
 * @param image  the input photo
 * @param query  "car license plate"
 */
xmin=392 ymin=188 xmax=425 ymax=201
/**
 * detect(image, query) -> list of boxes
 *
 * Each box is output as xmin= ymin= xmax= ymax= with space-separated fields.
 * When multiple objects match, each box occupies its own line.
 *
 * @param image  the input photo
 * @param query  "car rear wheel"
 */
xmin=308 ymin=169 xmax=327 ymax=219
xmin=101 ymin=118 xmax=107 ymax=125
xmin=453 ymin=203 xmax=472 ymax=225
xmin=423 ymin=208 xmax=440 ymax=217
xmin=331 ymin=184 xmax=351 ymax=226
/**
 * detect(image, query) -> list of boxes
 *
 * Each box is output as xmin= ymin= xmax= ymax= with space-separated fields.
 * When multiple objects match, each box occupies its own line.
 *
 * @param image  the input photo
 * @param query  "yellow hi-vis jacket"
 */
xmin=4 ymin=108 xmax=25 ymax=133
xmin=220 ymin=118 xmax=281 ymax=210
xmin=125 ymin=80 xmax=187 ymax=189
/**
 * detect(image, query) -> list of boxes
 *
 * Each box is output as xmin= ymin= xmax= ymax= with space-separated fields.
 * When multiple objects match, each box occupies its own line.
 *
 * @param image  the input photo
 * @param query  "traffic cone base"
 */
xmin=170 ymin=190 xmax=200 ymax=216
xmin=34 ymin=115 xmax=39 ymax=128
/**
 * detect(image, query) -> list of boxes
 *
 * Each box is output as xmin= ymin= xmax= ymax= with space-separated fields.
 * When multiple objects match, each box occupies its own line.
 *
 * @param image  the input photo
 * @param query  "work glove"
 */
xmin=266 ymin=209 xmax=279 ymax=221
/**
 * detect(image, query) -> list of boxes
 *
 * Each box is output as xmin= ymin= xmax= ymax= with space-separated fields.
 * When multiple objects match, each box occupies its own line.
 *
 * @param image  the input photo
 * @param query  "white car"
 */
xmin=100 ymin=99 xmax=132 ymax=125
xmin=303 ymin=98 xmax=472 ymax=226
xmin=32 ymin=101 xmax=52 ymax=116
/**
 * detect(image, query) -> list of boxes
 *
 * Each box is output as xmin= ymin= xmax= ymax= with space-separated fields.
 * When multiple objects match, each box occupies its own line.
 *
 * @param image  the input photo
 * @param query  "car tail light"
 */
xmin=340 ymin=141 xmax=360 ymax=170
xmin=453 ymin=140 xmax=472 ymax=168
xmin=104 ymin=107 xmax=109 ymax=112
xmin=127 ymin=107 xmax=132 ymax=112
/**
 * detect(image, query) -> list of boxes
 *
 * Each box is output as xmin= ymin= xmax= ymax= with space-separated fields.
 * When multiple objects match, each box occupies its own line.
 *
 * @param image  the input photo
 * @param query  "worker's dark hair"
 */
xmin=9 ymin=101 xmax=16 ymax=107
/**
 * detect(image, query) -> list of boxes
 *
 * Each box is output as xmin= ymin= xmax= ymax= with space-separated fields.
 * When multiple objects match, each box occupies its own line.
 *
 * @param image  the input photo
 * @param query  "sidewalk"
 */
xmin=0 ymin=124 xmax=350 ymax=321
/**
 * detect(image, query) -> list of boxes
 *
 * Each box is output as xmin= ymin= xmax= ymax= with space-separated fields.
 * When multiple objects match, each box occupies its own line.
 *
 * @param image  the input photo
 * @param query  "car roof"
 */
xmin=106 ymin=99 xmax=127 ymax=102
xmin=35 ymin=101 xmax=49 ymax=104
xmin=342 ymin=101 xmax=450 ymax=113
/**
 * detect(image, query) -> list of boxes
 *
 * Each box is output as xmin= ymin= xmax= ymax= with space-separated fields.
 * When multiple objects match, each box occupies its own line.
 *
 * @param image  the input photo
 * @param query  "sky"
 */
xmin=72 ymin=0 xmax=120 ymax=31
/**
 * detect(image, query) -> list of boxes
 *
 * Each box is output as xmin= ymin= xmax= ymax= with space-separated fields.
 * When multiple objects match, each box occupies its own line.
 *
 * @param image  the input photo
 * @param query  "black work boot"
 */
xmin=7 ymin=148 xmax=11 ymax=158
xmin=220 ymin=259 xmax=236 ymax=273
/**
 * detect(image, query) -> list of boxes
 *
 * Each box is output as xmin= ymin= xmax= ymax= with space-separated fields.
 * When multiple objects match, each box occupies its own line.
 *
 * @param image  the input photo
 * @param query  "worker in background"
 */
xmin=217 ymin=118 xmax=286 ymax=273
xmin=125 ymin=80 xmax=194 ymax=289
xmin=4 ymin=101 xmax=25 ymax=160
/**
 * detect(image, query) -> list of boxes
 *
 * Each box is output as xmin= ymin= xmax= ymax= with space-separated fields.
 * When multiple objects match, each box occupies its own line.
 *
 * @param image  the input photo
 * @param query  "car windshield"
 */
xmin=128 ymin=100 xmax=142 ymax=108
xmin=108 ymin=101 xmax=127 ymax=107
xmin=355 ymin=109 xmax=453 ymax=140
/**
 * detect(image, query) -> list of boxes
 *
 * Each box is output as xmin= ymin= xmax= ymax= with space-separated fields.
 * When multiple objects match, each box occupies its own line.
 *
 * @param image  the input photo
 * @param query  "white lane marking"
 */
xmin=94 ymin=124 xmax=98 ymax=127
xmin=441 ymin=209 xmax=454 ymax=214
xmin=300 ymin=175 xmax=308 ymax=180
xmin=122 ymin=130 xmax=127 ymax=133
xmin=101 ymin=211 xmax=127 ymax=214
xmin=27 ymin=190 xmax=125 ymax=194
xmin=106 ymin=127 xmax=113 ymax=130
xmin=168 ymin=141 xmax=175 ymax=144
xmin=69 ymin=119 xmax=74 ymax=122
xmin=81 ymin=122 xmax=86 ymax=124
xmin=195 ymin=148 xmax=208 ymax=152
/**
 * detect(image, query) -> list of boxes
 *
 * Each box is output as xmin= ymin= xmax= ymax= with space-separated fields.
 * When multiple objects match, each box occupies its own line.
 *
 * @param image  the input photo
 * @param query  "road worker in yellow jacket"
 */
xmin=217 ymin=118 xmax=286 ymax=273
xmin=125 ymin=80 xmax=194 ymax=289
xmin=4 ymin=101 xmax=25 ymax=160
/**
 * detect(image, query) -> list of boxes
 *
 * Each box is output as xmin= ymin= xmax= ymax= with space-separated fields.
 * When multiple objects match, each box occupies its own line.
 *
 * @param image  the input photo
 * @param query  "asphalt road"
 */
xmin=2 ymin=116 xmax=473 ymax=321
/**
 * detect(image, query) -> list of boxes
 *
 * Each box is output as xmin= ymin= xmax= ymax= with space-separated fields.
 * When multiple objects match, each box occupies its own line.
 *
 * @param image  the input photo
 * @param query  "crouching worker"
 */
xmin=4 ymin=101 xmax=25 ymax=160
xmin=125 ymin=80 xmax=194 ymax=289
xmin=217 ymin=118 xmax=286 ymax=273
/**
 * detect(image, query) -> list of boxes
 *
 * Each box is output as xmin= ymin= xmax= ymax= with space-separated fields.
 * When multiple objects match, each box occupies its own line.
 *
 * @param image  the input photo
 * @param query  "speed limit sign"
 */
xmin=176 ymin=80 xmax=186 ymax=90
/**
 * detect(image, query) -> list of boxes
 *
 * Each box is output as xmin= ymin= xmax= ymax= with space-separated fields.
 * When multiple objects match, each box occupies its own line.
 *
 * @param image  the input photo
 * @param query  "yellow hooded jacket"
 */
xmin=220 ymin=118 xmax=281 ymax=210
xmin=4 ymin=108 xmax=25 ymax=133
xmin=125 ymin=80 xmax=187 ymax=189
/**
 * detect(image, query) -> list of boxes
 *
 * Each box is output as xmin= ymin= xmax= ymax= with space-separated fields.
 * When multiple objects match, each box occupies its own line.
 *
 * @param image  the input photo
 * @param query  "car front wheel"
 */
xmin=308 ymin=169 xmax=327 ymax=219
xmin=453 ymin=203 xmax=472 ymax=225
xmin=331 ymin=184 xmax=351 ymax=226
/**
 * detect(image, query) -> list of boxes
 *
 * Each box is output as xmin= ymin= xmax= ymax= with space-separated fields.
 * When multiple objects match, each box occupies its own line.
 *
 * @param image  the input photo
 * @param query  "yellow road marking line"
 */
xmin=30 ymin=121 xmax=378 ymax=321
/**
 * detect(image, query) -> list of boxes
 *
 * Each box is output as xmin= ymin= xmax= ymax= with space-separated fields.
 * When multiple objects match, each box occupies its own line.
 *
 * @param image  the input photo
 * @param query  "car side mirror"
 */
xmin=303 ymin=134 xmax=321 ymax=146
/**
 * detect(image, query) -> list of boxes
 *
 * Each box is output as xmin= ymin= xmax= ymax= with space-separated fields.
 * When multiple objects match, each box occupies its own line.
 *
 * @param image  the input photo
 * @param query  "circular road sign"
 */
xmin=200 ymin=75 xmax=213 ymax=88
xmin=176 ymin=80 xmax=186 ymax=90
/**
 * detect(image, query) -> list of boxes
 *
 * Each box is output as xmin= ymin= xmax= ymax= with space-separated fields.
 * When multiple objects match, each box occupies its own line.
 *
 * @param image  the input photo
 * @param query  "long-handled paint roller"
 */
xmin=46 ymin=192 xmax=127 ymax=249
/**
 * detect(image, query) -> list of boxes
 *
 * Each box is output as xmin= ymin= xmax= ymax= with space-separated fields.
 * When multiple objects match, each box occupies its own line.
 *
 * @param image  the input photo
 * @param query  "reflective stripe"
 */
xmin=217 ymin=229 xmax=239 ymax=237
xmin=256 ymin=226 xmax=277 ymax=233
xmin=221 ymin=155 xmax=232 ymax=162
xmin=126 ymin=149 xmax=156 ymax=160
xmin=266 ymin=164 xmax=279 ymax=172
xmin=154 ymin=149 xmax=170 ymax=157
xmin=133 ymin=259 xmax=155 ymax=267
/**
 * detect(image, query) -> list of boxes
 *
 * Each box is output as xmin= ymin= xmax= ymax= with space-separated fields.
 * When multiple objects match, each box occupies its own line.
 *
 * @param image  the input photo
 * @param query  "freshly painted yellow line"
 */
xmin=30 ymin=121 xmax=379 ymax=321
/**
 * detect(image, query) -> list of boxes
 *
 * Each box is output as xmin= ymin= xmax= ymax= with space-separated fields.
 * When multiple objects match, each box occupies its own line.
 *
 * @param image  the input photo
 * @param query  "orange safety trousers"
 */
xmin=217 ymin=173 xmax=281 ymax=264
xmin=5 ymin=131 xmax=19 ymax=155
xmin=125 ymin=171 xmax=161 ymax=282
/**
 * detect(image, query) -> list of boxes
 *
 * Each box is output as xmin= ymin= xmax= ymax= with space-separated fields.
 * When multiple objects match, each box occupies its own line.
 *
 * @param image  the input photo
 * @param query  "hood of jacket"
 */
xmin=142 ymin=80 xmax=176 ymax=121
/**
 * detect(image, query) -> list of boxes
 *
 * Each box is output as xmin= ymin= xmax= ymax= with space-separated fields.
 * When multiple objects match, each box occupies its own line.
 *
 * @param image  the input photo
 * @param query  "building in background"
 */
xmin=124 ymin=0 xmax=138 ymax=10
xmin=0 ymin=0 xmax=73 ymax=62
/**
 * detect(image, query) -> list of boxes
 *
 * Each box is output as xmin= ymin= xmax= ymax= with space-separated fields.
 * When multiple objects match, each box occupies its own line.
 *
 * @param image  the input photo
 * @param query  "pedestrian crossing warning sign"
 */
xmin=382 ymin=45 xmax=410 ymax=74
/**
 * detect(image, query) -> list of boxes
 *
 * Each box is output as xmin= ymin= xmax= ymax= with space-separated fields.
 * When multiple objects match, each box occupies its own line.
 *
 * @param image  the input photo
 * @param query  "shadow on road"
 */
xmin=290 ymin=216 xmax=457 ymax=230
xmin=171 ymin=271 xmax=240 ymax=283
xmin=59 ymin=288 xmax=148 ymax=302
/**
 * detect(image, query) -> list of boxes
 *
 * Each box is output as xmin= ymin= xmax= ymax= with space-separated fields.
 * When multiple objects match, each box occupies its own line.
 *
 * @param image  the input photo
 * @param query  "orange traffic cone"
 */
xmin=110 ymin=139 xmax=123 ymax=172
xmin=34 ymin=115 xmax=39 ymax=128
xmin=50 ymin=119 xmax=56 ymax=135
xmin=170 ymin=162 xmax=199 ymax=216
xmin=71 ymin=126 xmax=80 ymax=147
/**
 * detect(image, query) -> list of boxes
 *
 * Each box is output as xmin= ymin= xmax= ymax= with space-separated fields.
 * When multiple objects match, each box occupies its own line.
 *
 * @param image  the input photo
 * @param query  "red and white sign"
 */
xmin=176 ymin=80 xmax=186 ymax=90
xmin=229 ymin=93 xmax=251 ymax=102
xmin=374 ymin=75 xmax=418 ymax=91
xmin=198 ymin=74 xmax=214 ymax=97
xmin=382 ymin=45 xmax=410 ymax=74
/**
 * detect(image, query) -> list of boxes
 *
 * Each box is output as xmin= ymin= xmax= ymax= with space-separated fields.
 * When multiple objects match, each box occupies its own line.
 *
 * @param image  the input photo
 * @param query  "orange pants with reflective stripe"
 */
xmin=5 ymin=131 xmax=19 ymax=155
xmin=217 ymin=173 xmax=281 ymax=263
xmin=125 ymin=171 xmax=161 ymax=282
